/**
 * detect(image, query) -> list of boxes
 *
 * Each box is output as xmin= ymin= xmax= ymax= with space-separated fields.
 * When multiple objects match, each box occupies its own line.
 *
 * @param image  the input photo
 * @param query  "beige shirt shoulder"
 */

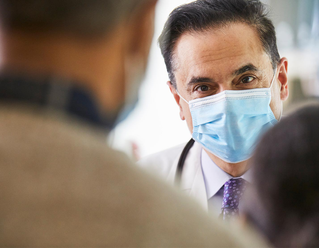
xmin=0 ymin=105 xmax=267 ymax=247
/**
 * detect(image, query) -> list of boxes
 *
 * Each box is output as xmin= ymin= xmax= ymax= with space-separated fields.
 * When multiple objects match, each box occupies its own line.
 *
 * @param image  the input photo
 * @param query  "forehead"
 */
xmin=173 ymin=22 xmax=271 ymax=85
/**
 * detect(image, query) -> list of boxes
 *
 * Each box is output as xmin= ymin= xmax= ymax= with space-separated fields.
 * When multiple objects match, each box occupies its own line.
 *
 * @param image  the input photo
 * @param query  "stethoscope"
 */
xmin=176 ymin=138 xmax=247 ymax=219
xmin=175 ymin=138 xmax=195 ymax=185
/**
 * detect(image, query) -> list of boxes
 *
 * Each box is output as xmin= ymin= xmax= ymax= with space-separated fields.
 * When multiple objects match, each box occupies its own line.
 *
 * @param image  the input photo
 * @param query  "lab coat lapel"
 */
xmin=167 ymin=142 xmax=208 ymax=211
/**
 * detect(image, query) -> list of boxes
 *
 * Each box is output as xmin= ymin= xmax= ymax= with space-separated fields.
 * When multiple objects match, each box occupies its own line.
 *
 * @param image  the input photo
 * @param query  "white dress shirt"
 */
xmin=200 ymin=149 xmax=252 ymax=216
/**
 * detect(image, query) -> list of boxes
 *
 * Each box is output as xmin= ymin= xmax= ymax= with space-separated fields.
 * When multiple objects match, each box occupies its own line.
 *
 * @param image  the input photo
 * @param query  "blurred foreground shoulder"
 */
xmin=0 ymin=107 xmax=266 ymax=247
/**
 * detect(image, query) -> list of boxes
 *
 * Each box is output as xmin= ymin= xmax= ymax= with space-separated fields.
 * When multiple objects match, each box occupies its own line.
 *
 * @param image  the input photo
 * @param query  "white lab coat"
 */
xmin=138 ymin=141 xmax=208 ymax=211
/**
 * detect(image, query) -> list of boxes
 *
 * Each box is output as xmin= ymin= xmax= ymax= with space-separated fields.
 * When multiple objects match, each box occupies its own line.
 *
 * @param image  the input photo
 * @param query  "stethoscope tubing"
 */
xmin=175 ymin=138 xmax=195 ymax=185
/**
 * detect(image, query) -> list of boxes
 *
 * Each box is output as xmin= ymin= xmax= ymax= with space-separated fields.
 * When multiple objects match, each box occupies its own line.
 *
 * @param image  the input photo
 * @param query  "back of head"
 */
xmin=159 ymin=0 xmax=280 ymax=87
xmin=0 ymin=0 xmax=156 ymax=123
xmin=243 ymin=105 xmax=319 ymax=247
xmin=0 ymin=0 xmax=147 ymax=36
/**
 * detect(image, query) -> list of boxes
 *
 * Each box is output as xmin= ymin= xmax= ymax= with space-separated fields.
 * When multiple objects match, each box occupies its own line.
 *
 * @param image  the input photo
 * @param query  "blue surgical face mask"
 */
xmin=178 ymin=69 xmax=279 ymax=163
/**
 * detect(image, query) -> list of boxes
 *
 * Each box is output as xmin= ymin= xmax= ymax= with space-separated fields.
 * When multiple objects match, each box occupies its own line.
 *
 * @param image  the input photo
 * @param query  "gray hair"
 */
xmin=0 ymin=0 xmax=149 ymax=36
xmin=159 ymin=0 xmax=280 ymax=88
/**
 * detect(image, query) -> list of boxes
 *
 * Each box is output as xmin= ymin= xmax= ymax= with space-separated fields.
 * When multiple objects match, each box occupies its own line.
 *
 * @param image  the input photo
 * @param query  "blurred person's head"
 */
xmin=0 ymin=0 xmax=157 ymax=124
xmin=243 ymin=105 xmax=319 ymax=247
xmin=158 ymin=0 xmax=288 ymax=175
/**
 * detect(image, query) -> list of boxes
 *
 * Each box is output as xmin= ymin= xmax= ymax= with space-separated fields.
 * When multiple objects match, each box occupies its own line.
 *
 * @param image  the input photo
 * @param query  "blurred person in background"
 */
xmin=242 ymin=105 xmax=319 ymax=247
xmin=0 ymin=0 xmax=266 ymax=247
xmin=139 ymin=0 xmax=289 ymax=221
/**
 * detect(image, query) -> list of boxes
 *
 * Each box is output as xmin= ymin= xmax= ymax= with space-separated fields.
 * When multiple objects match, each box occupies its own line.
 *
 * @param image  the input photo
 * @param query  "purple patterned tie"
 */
xmin=221 ymin=178 xmax=247 ymax=221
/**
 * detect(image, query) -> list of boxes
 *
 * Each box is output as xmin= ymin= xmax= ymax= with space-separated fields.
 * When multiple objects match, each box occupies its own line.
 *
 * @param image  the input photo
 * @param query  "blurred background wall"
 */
xmin=109 ymin=0 xmax=319 ymax=160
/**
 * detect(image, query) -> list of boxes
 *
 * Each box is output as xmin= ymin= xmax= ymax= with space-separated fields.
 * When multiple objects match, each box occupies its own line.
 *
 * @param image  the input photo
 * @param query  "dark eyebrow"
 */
xmin=187 ymin=64 xmax=259 ymax=86
xmin=232 ymin=63 xmax=259 ymax=76
xmin=188 ymin=77 xmax=214 ymax=86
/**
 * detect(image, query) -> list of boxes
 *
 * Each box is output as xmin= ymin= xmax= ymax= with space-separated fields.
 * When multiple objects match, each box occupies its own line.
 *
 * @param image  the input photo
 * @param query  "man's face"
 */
xmin=169 ymin=22 xmax=288 ymax=133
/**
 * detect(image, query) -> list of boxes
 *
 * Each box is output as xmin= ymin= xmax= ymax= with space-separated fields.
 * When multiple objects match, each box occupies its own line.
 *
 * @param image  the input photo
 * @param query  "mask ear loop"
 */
xmin=270 ymin=67 xmax=283 ymax=121
xmin=269 ymin=67 xmax=277 ymax=89
xmin=176 ymin=90 xmax=189 ymax=104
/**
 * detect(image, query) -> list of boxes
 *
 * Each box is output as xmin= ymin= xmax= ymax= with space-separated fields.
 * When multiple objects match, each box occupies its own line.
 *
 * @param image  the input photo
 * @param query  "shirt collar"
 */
xmin=0 ymin=73 xmax=115 ymax=130
xmin=201 ymin=149 xmax=252 ymax=199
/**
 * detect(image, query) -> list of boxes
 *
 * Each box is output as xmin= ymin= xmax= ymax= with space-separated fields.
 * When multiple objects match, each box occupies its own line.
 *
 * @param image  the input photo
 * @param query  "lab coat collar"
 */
xmin=167 ymin=141 xmax=208 ymax=211
xmin=201 ymin=149 xmax=252 ymax=199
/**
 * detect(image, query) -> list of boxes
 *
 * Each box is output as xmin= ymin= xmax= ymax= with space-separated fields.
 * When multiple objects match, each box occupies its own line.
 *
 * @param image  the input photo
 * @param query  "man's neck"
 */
xmin=0 ymin=29 xmax=126 ymax=115
xmin=204 ymin=148 xmax=250 ymax=177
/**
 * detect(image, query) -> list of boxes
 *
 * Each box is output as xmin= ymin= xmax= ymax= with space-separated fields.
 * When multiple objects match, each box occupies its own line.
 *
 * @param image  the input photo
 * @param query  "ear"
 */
xmin=125 ymin=0 xmax=157 ymax=70
xmin=167 ymin=81 xmax=185 ymax=120
xmin=277 ymin=57 xmax=289 ymax=101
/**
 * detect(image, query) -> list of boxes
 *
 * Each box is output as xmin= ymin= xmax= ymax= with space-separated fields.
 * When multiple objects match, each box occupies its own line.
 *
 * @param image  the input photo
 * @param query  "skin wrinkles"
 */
xmin=168 ymin=22 xmax=289 ymax=177
xmin=185 ymin=49 xmax=247 ymax=72
xmin=180 ymin=51 xmax=259 ymax=94
xmin=183 ymin=58 xmax=267 ymax=97
xmin=187 ymin=64 xmax=264 ymax=91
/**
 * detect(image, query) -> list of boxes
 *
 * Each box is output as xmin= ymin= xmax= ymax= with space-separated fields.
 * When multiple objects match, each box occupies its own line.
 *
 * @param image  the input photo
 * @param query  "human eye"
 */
xmin=241 ymin=76 xmax=255 ymax=84
xmin=194 ymin=85 xmax=210 ymax=92
xmin=191 ymin=84 xmax=215 ymax=99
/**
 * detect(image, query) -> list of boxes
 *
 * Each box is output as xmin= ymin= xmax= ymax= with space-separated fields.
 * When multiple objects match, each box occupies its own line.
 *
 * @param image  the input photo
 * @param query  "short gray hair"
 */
xmin=0 ymin=0 xmax=149 ymax=36
xmin=159 ymin=0 xmax=280 ymax=88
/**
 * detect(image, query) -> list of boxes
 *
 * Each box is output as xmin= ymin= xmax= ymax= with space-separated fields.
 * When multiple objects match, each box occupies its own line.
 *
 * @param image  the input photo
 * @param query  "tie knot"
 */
xmin=224 ymin=178 xmax=246 ymax=192
xmin=222 ymin=178 xmax=247 ymax=214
